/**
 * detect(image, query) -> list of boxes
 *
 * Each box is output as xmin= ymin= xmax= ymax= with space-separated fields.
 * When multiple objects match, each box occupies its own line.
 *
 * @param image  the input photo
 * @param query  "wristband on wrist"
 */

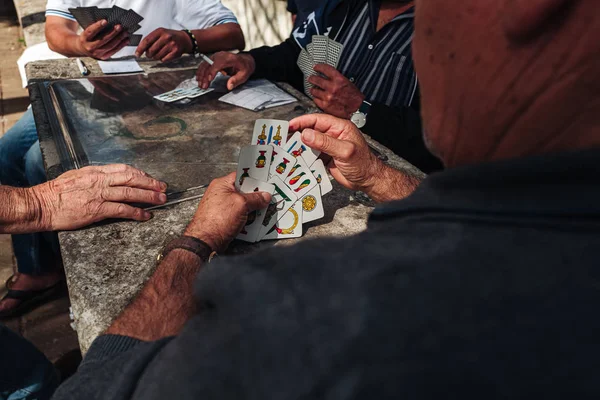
xmin=157 ymin=235 xmax=217 ymax=264
xmin=182 ymin=29 xmax=199 ymax=56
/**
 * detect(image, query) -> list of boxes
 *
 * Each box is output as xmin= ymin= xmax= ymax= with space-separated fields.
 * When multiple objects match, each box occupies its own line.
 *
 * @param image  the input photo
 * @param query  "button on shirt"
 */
xmin=336 ymin=2 xmax=416 ymax=108
xmin=46 ymin=0 xmax=238 ymax=56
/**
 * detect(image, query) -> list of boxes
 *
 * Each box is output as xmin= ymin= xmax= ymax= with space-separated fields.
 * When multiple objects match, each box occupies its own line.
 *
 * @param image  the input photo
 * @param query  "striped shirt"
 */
xmin=335 ymin=2 xmax=417 ymax=108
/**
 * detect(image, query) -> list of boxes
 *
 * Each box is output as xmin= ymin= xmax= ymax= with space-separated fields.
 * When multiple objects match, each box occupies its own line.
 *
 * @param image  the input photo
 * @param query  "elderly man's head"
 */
xmin=413 ymin=0 xmax=600 ymax=167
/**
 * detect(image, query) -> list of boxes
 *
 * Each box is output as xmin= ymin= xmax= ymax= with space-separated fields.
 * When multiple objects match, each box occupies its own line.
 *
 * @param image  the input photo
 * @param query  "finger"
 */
xmin=227 ymin=69 xmax=250 ymax=91
xmin=241 ymin=191 xmax=271 ymax=212
xmin=92 ymin=25 xmax=122 ymax=48
xmin=196 ymin=63 xmax=210 ymax=88
xmin=161 ymin=48 xmax=179 ymax=63
xmin=154 ymin=42 xmax=174 ymax=61
xmin=90 ymin=164 xmax=159 ymax=181
xmin=146 ymin=35 xmax=171 ymax=59
xmin=289 ymin=113 xmax=349 ymax=135
xmin=308 ymin=74 xmax=333 ymax=91
xmin=107 ymin=172 xmax=167 ymax=192
xmin=313 ymin=63 xmax=342 ymax=79
xmin=97 ymin=202 xmax=152 ymax=222
xmin=101 ymin=186 xmax=167 ymax=205
xmin=98 ymin=35 xmax=130 ymax=60
xmin=135 ymin=30 xmax=161 ymax=57
xmin=82 ymin=19 xmax=109 ymax=41
xmin=310 ymin=86 xmax=329 ymax=101
xmin=301 ymin=129 xmax=356 ymax=162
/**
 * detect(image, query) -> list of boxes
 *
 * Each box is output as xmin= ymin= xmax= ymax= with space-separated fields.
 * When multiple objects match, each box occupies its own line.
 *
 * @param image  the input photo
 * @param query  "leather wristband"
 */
xmin=156 ymin=236 xmax=216 ymax=264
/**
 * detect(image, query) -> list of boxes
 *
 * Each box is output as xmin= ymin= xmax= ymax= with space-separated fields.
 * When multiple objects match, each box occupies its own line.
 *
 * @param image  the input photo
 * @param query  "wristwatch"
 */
xmin=350 ymin=100 xmax=372 ymax=129
xmin=156 ymin=236 xmax=217 ymax=264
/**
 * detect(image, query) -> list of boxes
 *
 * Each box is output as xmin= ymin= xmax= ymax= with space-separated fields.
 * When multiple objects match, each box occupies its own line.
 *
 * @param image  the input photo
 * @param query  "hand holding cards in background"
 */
xmin=135 ymin=28 xmax=192 ymax=62
xmin=308 ymin=64 xmax=365 ymax=119
xmin=290 ymin=114 xmax=383 ymax=194
xmin=76 ymin=20 xmax=130 ymax=60
xmin=196 ymin=52 xmax=256 ymax=91
xmin=185 ymin=173 xmax=271 ymax=252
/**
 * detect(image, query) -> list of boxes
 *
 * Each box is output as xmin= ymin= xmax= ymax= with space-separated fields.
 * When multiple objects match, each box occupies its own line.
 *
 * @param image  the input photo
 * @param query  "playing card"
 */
xmin=257 ymin=176 xmax=298 ymax=240
xmin=297 ymin=48 xmax=315 ymax=77
xmin=261 ymin=202 xmax=303 ymax=240
xmin=69 ymin=7 xmax=97 ymax=29
xmin=310 ymin=159 xmax=333 ymax=195
xmin=235 ymin=145 xmax=273 ymax=189
xmin=269 ymin=147 xmax=296 ymax=181
xmin=285 ymin=131 xmax=321 ymax=166
xmin=303 ymin=76 xmax=314 ymax=99
xmin=185 ymin=87 xmax=214 ymax=98
xmin=93 ymin=7 xmax=112 ymax=23
xmin=107 ymin=6 xmax=128 ymax=28
xmin=252 ymin=119 xmax=289 ymax=147
xmin=283 ymin=156 xmax=318 ymax=198
xmin=126 ymin=23 xmax=141 ymax=34
xmin=153 ymin=88 xmax=188 ymax=102
xmin=326 ymin=38 xmax=344 ymax=69
xmin=300 ymin=185 xmax=324 ymax=223
xmin=119 ymin=9 xmax=144 ymax=30
xmin=236 ymin=178 xmax=275 ymax=243
xmin=311 ymin=35 xmax=328 ymax=65
xmin=127 ymin=34 xmax=142 ymax=46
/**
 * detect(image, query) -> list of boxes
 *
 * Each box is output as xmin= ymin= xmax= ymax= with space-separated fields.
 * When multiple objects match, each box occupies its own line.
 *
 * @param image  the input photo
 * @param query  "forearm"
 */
xmin=106 ymin=249 xmax=203 ymax=341
xmin=46 ymin=21 xmax=84 ymax=57
xmin=192 ymin=23 xmax=245 ymax=53
xmin=366 ymin=163 xmax=422 ymax=203
xmin=0 ymin=186 xmax=43 ymax=234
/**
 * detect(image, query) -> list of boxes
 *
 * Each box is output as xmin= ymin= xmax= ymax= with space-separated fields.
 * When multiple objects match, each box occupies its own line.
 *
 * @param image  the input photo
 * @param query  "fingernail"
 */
xmin=160 ymin=182 xmax=167 ymax=191
xmin=302 ymin=130 xmax=315 ymax=144
xmin=135 ymin=52 xmax=140 ymax=57
xmin=143 ymin=211 xmax=152 ymax=220
xmin=261 ymin=192 xmax=271 ymax=202
xmin=159 ymin=193 xmax=167 ymax=203
xmin=102 ymin=20 xmax=107 ymax=26
xmin=116 ymin=25 xmax=121 ymax=31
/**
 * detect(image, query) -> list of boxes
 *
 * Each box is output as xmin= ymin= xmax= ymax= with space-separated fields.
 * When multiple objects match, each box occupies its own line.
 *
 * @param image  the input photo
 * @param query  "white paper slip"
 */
xmin=218 ymin=79 xmax=297 ymax=111
xmin=98 ymin=60 xmax=144 ymax=74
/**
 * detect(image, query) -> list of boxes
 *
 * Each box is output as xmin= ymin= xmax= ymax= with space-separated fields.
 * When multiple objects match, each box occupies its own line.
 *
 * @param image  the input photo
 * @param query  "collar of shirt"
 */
xmin=371 ymin=148 xmax=600 ymax=222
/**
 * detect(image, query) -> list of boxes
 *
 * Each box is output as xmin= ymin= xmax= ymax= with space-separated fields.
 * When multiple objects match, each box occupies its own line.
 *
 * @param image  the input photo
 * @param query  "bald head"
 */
xmin=413 ymin=0 xmax=600 ymax=168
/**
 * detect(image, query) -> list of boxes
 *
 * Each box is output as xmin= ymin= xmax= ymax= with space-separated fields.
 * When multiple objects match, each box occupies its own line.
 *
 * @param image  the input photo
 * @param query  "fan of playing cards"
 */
xmin=236 ymin=119 xmax=333 ymax=243
xmin=69 ymin=6 xmax=143 ymax=46
xmin=297 ymin=35 xmax=345 ymax=98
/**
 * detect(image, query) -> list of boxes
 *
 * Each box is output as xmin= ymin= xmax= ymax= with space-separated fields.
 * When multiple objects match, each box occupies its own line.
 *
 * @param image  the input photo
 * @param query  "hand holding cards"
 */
xmin=297 ymin=35 xmax=344 ymax=98
xmin=235 ymin=119 xmax=332 ymax=243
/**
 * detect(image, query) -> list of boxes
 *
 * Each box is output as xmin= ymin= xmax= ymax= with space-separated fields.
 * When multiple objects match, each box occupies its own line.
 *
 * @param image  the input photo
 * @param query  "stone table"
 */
xmin=26 ymin=57 xmax=425 ymax=352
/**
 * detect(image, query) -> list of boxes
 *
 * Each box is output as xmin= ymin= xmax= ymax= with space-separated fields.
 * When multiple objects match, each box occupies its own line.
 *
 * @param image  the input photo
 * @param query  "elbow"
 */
xmin=231 ymin=24 xmax=245 ymax=51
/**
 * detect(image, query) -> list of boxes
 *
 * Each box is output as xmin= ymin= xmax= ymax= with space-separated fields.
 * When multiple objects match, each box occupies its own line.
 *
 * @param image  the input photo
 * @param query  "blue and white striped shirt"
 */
xmin=335 ymin=2 xmax=417 ymax=108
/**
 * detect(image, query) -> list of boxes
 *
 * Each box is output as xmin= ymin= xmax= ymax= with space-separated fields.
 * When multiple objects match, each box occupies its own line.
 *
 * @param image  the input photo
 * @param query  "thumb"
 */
xmin=302 ymin=129 xmax=356 ymax=161
xmin=242 ymin=191 xmax=271 ymax=212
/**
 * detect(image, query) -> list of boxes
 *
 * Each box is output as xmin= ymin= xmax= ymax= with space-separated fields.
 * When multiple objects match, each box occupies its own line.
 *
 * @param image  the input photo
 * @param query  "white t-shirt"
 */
xmin=46 ymin=0 xmax=238 ymax=39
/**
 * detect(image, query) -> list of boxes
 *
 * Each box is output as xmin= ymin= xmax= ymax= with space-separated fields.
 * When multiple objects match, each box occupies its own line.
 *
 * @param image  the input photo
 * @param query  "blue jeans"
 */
xmin=0 ymin=109 xmax=58 ymax=276
xmin=0 ymin=325 xmax=58 ymax=400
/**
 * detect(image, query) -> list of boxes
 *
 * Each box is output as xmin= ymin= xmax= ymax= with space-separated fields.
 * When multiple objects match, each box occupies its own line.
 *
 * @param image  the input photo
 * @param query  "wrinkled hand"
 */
xmin=31 ymin=164 xmax=167 ymax=231
xmin=196 ymin=52 xmax=256 ymax=91
xmin=308 ymin=64 xmax=365 ymax=119
xmin=289 ymin=114 xmax=383 ymax=193
xmin=185 ymin=173 xmax=271 ymax=252
xmin=76 ymin=20 xmax=130 ymax=60
xmin=135 ymin=28 xmax=191 ymax=62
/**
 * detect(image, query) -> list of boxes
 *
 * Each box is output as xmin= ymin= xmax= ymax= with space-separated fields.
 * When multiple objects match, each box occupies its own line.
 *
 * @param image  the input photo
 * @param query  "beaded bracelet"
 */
xmin=182 ymin=29 xmax=199 ymax=56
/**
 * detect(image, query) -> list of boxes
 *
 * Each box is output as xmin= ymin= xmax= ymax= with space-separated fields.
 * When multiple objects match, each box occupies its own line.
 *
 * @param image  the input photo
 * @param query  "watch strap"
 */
xmin=157 ymin=236 xmax=214 ymax=264
xmin=359 ymin=100 xmax=372 ymax=115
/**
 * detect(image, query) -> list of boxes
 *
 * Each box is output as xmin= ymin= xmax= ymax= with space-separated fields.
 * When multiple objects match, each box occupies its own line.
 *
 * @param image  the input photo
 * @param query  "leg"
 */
xmin=24 ymin=140 xmax=47 ymax=187
xmin=0 ymin=108 xmax=39 ymax=187
xmin=0 ymin=325 xmax=58 ymax=400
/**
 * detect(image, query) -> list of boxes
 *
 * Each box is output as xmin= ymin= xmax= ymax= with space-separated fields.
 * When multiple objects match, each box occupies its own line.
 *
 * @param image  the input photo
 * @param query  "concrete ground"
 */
xmin=0 ymin=2 xmax=79 ymax=364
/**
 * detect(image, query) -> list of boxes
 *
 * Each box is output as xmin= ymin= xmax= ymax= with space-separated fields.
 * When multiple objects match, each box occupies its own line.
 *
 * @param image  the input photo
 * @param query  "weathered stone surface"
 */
xmin=29 ymin=58 xmax=425 ymax=352
xmin=13 ymin=0 xmax=46 ymax=46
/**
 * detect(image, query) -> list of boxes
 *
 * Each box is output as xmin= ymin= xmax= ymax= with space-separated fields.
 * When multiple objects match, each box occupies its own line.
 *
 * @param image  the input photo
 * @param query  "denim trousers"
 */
xmin=0 ymin=325 xmax=58 ymax=400
xmin=0 ymin=108 xmax=58 ymax=276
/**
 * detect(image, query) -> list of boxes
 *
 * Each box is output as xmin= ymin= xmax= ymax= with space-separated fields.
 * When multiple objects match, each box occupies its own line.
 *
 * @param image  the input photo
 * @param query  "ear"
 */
xmin=503 ymin=0 xmax=573 ymax=40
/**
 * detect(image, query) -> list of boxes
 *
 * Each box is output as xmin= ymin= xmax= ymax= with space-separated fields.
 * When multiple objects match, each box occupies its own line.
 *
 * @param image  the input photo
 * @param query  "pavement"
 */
xmin=0 ymin=2 xmax=80 ymax=364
